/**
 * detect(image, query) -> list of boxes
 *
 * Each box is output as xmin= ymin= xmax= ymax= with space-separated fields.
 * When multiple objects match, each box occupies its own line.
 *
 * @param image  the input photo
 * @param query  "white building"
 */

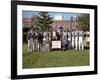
xmin=54 ymin=15 xmax=63 ymax=20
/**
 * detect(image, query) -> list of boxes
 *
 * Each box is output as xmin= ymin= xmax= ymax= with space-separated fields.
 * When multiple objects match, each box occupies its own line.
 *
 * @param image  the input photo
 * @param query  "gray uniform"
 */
xmin=67 ymin=32 xmax=71 ymax=49
xmin=27 ymin=30 xmax=33 ymax=52
xmin=33 ymin=32 xmax=38 ymax=51
xmin=42 ymin=32 xmax=50 ymax=51
xmin=62 ymin=31 xmax=67 ymax=50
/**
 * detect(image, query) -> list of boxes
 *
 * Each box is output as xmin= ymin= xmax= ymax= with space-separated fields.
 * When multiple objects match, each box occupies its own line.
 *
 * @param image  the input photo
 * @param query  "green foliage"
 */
xmin=36 ymin=12 xmax=53 ymax=31
xmin=77 ymin=14 xmax=89 ymax=31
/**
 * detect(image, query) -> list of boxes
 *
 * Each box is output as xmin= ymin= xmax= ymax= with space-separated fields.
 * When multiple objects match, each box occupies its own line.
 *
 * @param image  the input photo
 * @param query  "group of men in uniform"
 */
xmin=27 ymin=28 xmax=44 ymax=52
xmin=51 ymin=27 xmax=84 ymax=50
xmin=27 ymin=26 xmax=84 ymax=53
xmin=27 ymin=27 xmax=51 ymax=52
xmin=71 ymin=29 xmax=84 ymax=50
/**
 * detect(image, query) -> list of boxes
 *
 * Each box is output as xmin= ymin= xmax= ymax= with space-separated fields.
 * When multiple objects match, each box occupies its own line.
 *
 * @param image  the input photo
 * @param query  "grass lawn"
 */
xmin=23 ymin=43 xmax=89 ymax=68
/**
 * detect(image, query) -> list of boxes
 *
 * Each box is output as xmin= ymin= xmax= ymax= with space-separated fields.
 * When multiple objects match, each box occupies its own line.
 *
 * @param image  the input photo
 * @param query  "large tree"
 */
xmin=36 ymin=12 xmax=53 ymax=31
xmin=77 ymin=14 xmax=89 ymax=31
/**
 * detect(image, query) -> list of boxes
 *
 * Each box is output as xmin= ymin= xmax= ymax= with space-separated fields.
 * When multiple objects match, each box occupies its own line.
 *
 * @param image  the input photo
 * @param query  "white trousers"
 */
xmin=75 ymin=37 xmax=78 ymax=50
xmin=72 ymin=36 xmax=74 ymax=48
xmin=79 ymin=36 xmax=84 ymax=50
xmin=28 ymin=38 xmax=33 ymax=52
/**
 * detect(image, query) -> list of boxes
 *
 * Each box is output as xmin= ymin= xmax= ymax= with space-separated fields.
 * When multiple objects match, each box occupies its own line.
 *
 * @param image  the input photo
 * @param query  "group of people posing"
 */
xmin=52 ymin=27 xmax=84 ymax=50
xmin=27 ymin=26 xmax=84 ymax=53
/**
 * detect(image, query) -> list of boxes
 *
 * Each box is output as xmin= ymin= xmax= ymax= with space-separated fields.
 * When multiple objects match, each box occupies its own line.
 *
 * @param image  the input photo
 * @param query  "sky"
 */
xmin=22 ymin=10 xmax=81 ymax=20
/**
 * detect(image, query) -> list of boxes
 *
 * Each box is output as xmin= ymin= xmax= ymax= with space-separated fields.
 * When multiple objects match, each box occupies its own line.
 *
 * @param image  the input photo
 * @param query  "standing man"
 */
xmin=52 ymin=28 xmax=57 ymax=40
xmin=59 ymin=27 xmax=64 ymax=50
xmin=75 ymin=29 xmax=78 ymax=50
xmin=35 ymin=31 xmax=38 ymax=51
xmin=32 ymin=28 xmax=37 ymax=51
xmin=67 ymin=30 xmax=71 ymax=49
xmin=79 ymin=29 xmax=84 ymax=50
xmin=71 ymin=30 xmax=75 ymax=49
xmin=62 ymin=30 xmax=68 ymax=50
xmin=27 ymin=28 xmax=33 ymax=53
xmin=38 ymin=32 xmax=43 ymax=51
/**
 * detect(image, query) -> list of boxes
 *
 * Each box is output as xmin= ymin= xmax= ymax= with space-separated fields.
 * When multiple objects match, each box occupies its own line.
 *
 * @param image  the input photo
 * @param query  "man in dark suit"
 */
xmin=38 ymin=32 xmax=44 ymax=51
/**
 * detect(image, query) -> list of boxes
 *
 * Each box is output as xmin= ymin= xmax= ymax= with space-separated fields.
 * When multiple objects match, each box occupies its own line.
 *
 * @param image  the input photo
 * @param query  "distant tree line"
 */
xmin=77 ymin=14 xmax=89 ymax=31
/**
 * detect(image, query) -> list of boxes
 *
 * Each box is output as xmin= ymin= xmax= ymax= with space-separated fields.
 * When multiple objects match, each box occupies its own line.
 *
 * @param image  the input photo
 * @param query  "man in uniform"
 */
xmin=59 ymin=27 xmax=64 ymax=50
xmin=27 ymin=28 xmax=33 ymax=53
xmin=67 ymin=30 xmax=71 ymax=49
xmin=75 ymin=29 xmax=78 ymax=50
xmin=78 ymin=29 xmax=84 ymax=50
xmin=62 ymin=30 xmax=68 ymax=50
xmin=32 ymin=28 xmax=37 ymax=51
xmin=71 ymin=30 xmax=75 ymax=49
